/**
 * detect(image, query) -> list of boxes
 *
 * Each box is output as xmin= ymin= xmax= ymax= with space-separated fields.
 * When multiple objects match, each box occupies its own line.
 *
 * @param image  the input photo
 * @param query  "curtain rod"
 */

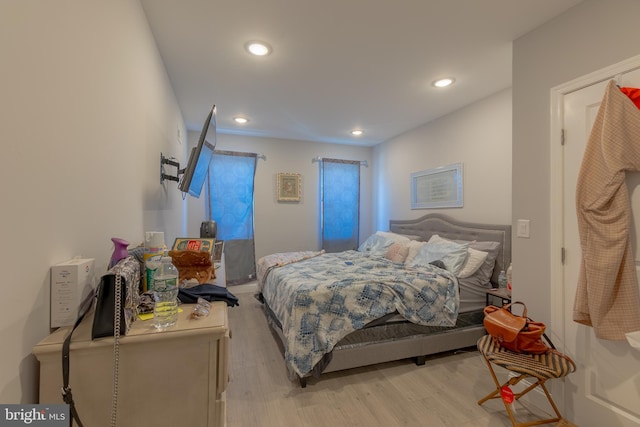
xmin=213 ymin=150 xmax=266 ymax=160
xmin=312 ymin=156 xmax=368 ymax=167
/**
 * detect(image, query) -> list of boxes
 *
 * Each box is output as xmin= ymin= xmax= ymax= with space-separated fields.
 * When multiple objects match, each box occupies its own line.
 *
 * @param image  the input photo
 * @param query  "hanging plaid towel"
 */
xmin=574 ymin=80 xmax=640 ymax=340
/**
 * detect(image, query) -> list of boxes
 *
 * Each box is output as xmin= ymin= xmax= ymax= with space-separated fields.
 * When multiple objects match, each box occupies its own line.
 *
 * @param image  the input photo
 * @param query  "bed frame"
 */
xmin=389 ymin=213 xmax=511 ymax=287
xmin=264 ymin=213 xmax=511 ymax=387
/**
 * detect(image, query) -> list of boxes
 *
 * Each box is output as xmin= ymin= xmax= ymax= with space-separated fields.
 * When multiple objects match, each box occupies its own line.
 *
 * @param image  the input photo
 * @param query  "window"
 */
xmin=320 ymin=158 xmax=360 ymax=252
xmin=208 ymin=150 xmax=258 ymax=285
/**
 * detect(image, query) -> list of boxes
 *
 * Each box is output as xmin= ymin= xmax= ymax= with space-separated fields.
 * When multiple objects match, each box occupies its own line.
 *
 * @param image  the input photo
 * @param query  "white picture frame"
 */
xmin=410 ymin=162 xmax=463 ymax=209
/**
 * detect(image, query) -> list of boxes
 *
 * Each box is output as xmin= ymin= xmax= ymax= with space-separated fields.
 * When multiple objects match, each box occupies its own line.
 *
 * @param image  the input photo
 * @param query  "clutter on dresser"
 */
xmin=109 ymin=237 xmax=130 ymax=269
xmin=91 ymin=256 xmax=141 ymax=339
xmin=200 ymin=220 xmax=217 ymax=239
xmin=61 ymin=251 xmax=140 ymax=427
xmin=152 ymin=256 xmax=179 ymax=329
xmin=178 ymin=283 xmax=239 ymax=307
xmin=191 ymin=297 xmax=212 ymax=319
xmin=168 ymin=249 xmax=214 ymax=285
xmin=50 ymin=257 xmax=95 ymax=328
xmin=143 ymin=231 xmax=166 ymax=292
xmin=497 ymin=269 xmax=508 ymax=288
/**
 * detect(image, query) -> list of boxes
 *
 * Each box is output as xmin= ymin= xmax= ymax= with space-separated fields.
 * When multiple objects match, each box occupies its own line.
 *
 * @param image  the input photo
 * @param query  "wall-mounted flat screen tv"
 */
xmin=179 ymin=105 xmax=217 ymax=198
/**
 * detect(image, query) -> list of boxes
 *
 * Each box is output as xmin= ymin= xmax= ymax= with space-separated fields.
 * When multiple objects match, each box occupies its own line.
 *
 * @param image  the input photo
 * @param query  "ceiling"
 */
xmin=140 ymin=0 xmax=583 ymax=147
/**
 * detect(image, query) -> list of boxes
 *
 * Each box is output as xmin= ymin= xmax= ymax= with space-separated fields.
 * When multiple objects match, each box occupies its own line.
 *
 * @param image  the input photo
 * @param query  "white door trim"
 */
xmin=549 ymin=54 xmax=640 ymax=408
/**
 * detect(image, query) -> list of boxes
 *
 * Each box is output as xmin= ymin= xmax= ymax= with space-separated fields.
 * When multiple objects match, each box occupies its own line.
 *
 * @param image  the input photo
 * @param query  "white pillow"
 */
xmin=429 ymin=234 xmax=490 ymax=278
xmin=398 ymin=233 xmax=421 ymax=241
xmin=457 ymin=247 xmax=489 ymax=278
xmin=428 ymin=234 xmax=451 ymax=244
xmin=408 ymin=238 xmax=469 ymax=275
xmin=358 ymin=234 xmax=394 ymax=256
xmin=404 ymin=240 xmax=426 ymax=265
xmin=429 ymin=234 xmax=502 ymax=284
xmin=376 ymin=231 xmax=411 ymax=243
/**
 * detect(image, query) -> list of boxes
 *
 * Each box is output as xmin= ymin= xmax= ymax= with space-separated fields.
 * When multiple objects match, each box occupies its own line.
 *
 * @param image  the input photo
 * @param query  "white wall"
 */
xmin=6 ymin=0 xmax=632 ymax=408
xmin=185 ymin=133 xmax=373 ymax=260
xmin=372 ymin=88 xmax=512 ymax=230
xmin=512 ymin=0 xmax=640 ymax=325
xmin=0 ymin=0 xmax=185 ymax=403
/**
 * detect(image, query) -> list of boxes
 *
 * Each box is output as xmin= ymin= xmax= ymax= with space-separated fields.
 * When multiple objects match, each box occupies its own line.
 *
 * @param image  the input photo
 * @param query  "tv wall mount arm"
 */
xmin=160 ymin=153 xmax=183 ymax=183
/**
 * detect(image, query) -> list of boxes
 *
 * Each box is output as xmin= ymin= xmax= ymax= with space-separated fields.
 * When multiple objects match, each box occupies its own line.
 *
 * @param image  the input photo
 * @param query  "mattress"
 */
xmin=260 ymin=250 xmax=460 ymax=378
xmin=262 ymin=299 xmax=484 ymax=379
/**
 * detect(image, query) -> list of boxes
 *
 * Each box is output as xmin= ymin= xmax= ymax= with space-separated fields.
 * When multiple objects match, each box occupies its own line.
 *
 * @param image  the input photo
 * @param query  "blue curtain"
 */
xmin=208 ymin=151 xmax=257 ymax=285
xmin=321 ymin=159 xmax=360 ymax=252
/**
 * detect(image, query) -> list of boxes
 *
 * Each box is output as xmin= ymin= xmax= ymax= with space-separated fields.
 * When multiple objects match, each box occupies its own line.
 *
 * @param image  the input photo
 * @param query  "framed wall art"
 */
xmin=410 ymin=162 xmax=463 ymax=209
xmin=212 ymin=240 xmax=224 ymax=262
xmin=277 ymin=172 xmax=302 ymax=202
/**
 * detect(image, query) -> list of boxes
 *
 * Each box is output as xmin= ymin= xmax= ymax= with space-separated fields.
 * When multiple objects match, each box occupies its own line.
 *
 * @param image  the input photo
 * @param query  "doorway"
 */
xmin=551 ymin=56 xmax=640 ymax=426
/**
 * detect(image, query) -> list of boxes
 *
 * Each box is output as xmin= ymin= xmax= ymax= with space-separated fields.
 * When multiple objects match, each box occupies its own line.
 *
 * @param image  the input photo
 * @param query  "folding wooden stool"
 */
xmin=476 ymin=335 xmax=576 ymax=427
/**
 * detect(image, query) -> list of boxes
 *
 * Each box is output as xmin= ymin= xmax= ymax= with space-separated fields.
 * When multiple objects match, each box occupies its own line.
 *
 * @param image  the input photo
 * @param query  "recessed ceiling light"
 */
xmin=351 ymin=129 xmax=364 ymax=136
xmin=233 ymin=117 xmax=249 ymax=124
xmin=245 ymin=41 xmax=272 ymax=56
xmin=432 ymin=77 xmax=455 ymax=88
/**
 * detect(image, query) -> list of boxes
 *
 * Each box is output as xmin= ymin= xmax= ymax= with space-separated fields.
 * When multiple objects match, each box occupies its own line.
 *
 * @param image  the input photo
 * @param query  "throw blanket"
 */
xmin=257 ymin=250 xmax=324 ymax=290
xmin=260 ymin=250 xmax=459 ymax=378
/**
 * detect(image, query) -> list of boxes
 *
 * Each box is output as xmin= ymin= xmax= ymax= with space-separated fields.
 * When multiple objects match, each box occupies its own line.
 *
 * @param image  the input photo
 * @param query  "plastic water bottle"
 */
xmin=506 ymin=263 xmax=513 ymax=291
xmin=153 ymin=257 xmax=178 ymax=290
xmin=498 ymin=270 xmax=508 ymax=289
xmin=153 ymin=257 xmax=179 ymax=329
xmin=144 ymin=231 xmax=165 ymax=292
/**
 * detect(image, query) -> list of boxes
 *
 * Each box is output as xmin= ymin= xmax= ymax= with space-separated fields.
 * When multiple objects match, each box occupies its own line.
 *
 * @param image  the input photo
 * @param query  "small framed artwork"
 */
xmin=213 ymin=240 xmax=224 ymax=262
xmin=410 ymin=162 xmax=463 ymax=209
xmin=277 ymin=172 xmax=302 ymax=202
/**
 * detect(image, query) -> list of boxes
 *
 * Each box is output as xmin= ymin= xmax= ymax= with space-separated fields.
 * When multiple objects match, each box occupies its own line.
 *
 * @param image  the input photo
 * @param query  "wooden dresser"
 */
xmin=33 ymin=302 xmax=229 ymax=427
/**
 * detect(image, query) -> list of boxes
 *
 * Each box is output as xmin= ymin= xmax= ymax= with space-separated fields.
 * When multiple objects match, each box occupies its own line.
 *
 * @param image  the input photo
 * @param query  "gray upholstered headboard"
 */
xmin=389 ymin=213 xmax=511 ymax=287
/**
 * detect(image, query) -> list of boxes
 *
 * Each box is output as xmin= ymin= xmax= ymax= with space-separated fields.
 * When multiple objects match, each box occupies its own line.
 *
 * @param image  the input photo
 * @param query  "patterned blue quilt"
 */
xmin=260 ymin=250 xmax=459 ymax=378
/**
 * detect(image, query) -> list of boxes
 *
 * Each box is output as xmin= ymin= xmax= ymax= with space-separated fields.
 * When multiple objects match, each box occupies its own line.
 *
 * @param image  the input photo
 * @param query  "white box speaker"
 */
xmin=50 ymin=258 xmax=95 ymax=328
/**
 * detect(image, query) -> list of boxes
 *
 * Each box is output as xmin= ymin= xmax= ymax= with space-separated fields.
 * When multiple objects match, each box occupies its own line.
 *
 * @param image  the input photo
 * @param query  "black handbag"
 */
xmin=62 ymin=292 xmax=94 ymax=427
xmin=62 ymin=256 xmax=141 ymax=426
xmin=91 ymin=256 xmax=141 ymax=339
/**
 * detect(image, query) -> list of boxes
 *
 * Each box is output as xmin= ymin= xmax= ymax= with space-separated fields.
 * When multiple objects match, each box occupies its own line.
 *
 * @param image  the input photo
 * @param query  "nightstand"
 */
xmin=485 ymin=287 xmax=512 ymax=307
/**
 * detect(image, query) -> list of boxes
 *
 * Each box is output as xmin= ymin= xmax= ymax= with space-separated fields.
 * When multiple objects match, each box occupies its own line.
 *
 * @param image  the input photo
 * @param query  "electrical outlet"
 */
xmin=517 ymin=219 xmax=530 ymax=238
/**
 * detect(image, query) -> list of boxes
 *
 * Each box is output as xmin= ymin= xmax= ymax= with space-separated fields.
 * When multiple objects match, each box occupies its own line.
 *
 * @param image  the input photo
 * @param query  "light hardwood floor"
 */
xmin=226 ymin=287 xmax=573 ymax=427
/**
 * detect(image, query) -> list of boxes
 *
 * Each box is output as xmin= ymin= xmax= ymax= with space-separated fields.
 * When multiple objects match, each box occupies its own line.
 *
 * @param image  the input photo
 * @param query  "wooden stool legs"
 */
xmin=477 ymin=354 xmax=564 ymax=427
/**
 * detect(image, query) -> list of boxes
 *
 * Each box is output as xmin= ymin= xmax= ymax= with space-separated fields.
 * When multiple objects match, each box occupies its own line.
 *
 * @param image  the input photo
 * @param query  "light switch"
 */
xmin=517 ymin=219 xmax=530 ymax=238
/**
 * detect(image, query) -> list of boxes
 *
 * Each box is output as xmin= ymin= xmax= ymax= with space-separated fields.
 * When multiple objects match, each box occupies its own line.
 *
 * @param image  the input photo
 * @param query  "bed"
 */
xmin=256 ymin=213 xmax=511 ymax=387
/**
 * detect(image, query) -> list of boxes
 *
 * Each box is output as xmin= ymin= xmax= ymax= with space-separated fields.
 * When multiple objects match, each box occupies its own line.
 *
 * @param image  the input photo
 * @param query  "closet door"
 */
xmin=561 ymin=67 xmax=640 ymax=427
